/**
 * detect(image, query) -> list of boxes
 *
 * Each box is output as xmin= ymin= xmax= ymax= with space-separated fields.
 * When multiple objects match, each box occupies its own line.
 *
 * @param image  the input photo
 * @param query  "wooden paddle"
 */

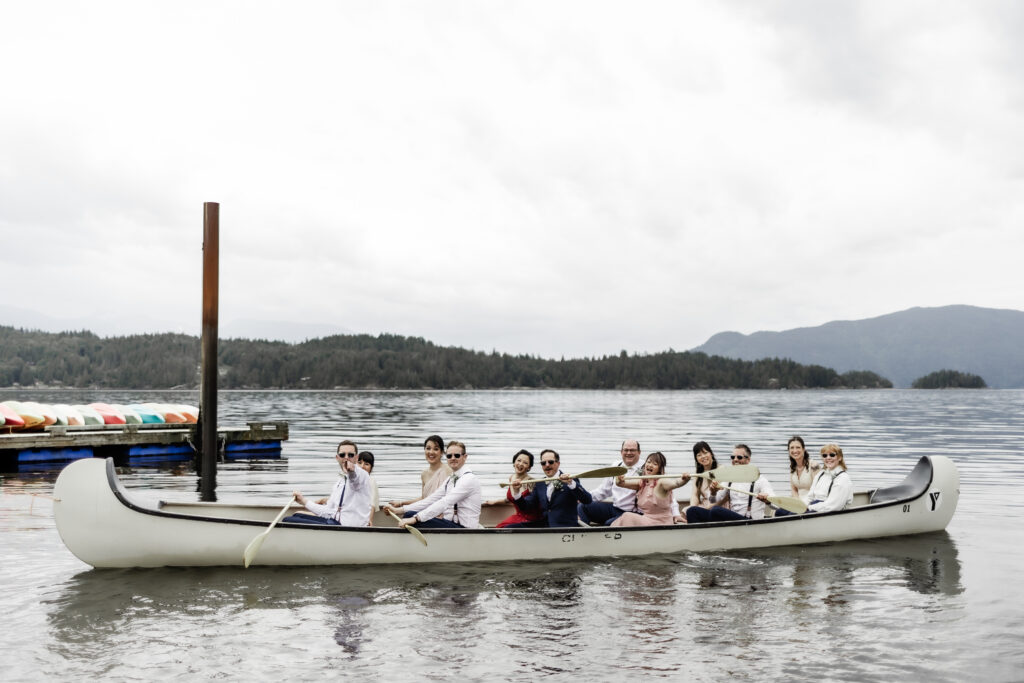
xmin=386 ymin=508 xmax=428 ymax=546
xmin=500 ymin=466 xmax=627 ymax=487
xmin=627 ymin=464 xmax=761 ymax=484
xmin=243 ymin=495 xmax=295 ymax=568
xmin=712 ymin=483 xmax=808 ymax=514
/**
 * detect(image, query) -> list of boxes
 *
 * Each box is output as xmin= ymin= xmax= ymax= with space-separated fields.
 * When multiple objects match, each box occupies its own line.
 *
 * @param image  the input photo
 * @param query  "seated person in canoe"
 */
xmin=611 ymin=451 xmax=689 ymax=526
xmin=787 ymin=435 xmax=821 ymax=502
xmin=389 ymin=440 xmax=482 ymax=529
xmin=283 ymin=440 xmax=373 ymax=526
xmin=506 ymin=449 xmax=592 ymax=528
xmin=774 ymin=443 xmax=854 ymax=515
xmin=387 ymin=435 xmax=452 ymax=510
xmin=681 ymin=441 xmax=719 ymax=519
xmin=579 ymin=439 xmax=683 ymax=525
xmin=485 ymin=449 xmax=544 ymax=528
xmin=687 ymin=444 xmax=775 ymax=522
xmin=357 ymin=451 xmax=379 ymax=525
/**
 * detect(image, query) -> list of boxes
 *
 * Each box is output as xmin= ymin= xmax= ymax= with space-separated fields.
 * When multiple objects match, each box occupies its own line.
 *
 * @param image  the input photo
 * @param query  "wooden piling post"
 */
xmin=199 ymin=202 xmax=219 ymax=501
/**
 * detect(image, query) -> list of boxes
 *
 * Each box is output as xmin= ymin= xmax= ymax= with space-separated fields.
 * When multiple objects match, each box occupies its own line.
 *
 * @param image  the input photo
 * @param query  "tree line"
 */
xmin=0 ymin=326 xmax=894 ymax=390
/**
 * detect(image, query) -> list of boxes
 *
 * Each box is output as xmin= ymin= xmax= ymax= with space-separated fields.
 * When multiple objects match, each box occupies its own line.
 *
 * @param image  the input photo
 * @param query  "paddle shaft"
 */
xmin=500 ymin=466 xmax=627 ymax=487
xmin=626 ymin=464 xmax=760 ymax=483
xmin=712 ymin=483 xmax=808 ymax=514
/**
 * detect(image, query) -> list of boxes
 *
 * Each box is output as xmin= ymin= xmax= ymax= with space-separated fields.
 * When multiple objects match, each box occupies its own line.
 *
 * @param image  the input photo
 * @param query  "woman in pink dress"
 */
xmin=611 ymin=452 xmax=688 ymax=527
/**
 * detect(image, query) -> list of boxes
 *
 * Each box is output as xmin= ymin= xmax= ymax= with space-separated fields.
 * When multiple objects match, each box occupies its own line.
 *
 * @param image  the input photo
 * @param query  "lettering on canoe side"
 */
xmin=930 ymin=491 xmax=941 ymax=511
xmin=603 ymin=532 xmax=622 ymax=540
xmin=562 ymin=533 xmax=575 ymax=543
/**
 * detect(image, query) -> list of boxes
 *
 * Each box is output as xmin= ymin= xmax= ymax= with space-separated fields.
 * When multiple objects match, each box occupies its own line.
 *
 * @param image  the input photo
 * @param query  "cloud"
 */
xmin=1 ymin=2 xmax=1021 ymax=358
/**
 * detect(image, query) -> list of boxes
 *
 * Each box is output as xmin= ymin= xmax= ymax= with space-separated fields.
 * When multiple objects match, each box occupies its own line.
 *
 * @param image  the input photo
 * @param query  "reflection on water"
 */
xmin=43 ymin=533 xmax=965 ymax=678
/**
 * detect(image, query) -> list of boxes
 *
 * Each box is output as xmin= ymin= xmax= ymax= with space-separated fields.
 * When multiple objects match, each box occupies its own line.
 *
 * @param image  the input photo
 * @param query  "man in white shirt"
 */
xmin=578 ymin=439 xmax=684 ymax=525
xmin=391 ymin=440 xmax=482 ymax=529
xmin=688 ymin=444 xmax=775 ymax=522
xmin=283 ymin=439 xmax=373 ymax=526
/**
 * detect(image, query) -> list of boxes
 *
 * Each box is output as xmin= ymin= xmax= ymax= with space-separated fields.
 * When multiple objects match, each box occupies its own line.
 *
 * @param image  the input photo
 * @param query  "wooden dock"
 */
xmin=0 ymin=421 xmax=288 ymax=471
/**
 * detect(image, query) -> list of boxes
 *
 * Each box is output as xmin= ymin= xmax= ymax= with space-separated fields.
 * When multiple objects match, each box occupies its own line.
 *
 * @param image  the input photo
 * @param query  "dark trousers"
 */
xmin=281 ymin=513 xmax=339 ymax=525
xmin=577 ymin=501 xmax=627 ymax=526
xmin=412 ymin=517 xmax=464 ymax=529
xmin=685 ymin=506 xmax=748 ymax=523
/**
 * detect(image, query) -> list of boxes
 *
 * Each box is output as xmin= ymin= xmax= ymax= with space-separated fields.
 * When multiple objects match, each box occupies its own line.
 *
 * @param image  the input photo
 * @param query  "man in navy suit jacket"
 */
xmin=508 ymin=449 xmax=592 ymax=527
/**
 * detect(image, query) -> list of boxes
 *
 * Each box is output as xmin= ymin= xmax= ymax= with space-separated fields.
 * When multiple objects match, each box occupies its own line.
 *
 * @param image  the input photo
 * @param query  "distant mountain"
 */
xmin=692 ymin=305 xmax=1024 ymax=388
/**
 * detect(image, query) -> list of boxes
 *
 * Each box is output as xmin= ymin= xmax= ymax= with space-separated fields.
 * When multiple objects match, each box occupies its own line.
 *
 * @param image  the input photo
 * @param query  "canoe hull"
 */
xmin=53 ymin=456 xmax=960 ymax=568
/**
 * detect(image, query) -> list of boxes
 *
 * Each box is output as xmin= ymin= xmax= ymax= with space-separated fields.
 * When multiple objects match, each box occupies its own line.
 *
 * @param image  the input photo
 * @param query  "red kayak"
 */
xmin=89 ymin=402 xmax=127 ymax=425
xmin=0 ymin=403 xmax=27 ymax=428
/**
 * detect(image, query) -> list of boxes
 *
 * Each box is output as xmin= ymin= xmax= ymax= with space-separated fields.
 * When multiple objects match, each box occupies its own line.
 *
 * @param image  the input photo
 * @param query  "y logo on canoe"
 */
xmin=929 ymin=492 xmax=940 ymax=511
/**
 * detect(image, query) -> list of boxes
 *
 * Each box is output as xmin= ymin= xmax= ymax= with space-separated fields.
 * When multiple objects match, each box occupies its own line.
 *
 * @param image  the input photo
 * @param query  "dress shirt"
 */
xmin=302 ymin=465 xmax=372 ymax=527
xmin=722 ymin=475 xmax=775 ymax=520
xmin=807 ymin=468 xmax=854 ymax=513
xmin=406 ymin=468 xmax=482 ymax=528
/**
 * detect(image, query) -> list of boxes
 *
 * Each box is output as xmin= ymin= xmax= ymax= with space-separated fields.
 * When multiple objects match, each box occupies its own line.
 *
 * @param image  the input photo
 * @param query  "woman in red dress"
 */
xmin=493 ymin=449 xmax=544 ymax=527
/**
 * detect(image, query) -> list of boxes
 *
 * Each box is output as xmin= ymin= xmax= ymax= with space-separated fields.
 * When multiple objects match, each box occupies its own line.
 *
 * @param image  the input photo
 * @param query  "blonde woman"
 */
xmin=805 ymin=443 xmax=853 ymax=513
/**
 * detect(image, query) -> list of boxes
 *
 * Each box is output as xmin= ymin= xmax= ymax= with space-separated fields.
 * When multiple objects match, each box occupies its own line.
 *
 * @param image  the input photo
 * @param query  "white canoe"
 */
xmin=53 ymin=456 xmax=959 ymax=569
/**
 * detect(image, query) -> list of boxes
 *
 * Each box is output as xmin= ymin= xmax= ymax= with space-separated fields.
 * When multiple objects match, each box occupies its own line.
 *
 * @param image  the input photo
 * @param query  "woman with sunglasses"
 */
xmin=387 ymin=434 xmax=452 ymax=509
xmin=490 ymin=449 xmax=544 ymax=528
xmin=611 ymin=451 xmax=688 ymax=526
xmin=787 ymin=435 xmax=820 ymax=502
xmin=805 ymin=443 xmax=854 ymax=513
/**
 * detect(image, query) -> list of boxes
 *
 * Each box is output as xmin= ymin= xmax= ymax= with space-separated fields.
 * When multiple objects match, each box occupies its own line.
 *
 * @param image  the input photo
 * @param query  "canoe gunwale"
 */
xmin=106 ymin=456 xmax=937 ymax=535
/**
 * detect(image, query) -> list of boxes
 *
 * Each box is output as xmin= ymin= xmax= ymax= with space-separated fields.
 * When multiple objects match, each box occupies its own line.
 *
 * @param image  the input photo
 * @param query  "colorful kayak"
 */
xmin=89 ymin=403 xmax=127 ymax=425
xmin=129 ymin=404 xmax=165 ymax=424
xmin=73 ymin=404 xmax=105 ymax=426
xmin=111 ymin=404 xmax=143 ymax=425
xmin=0 ymin=403 xmax=24 ymax=427
xmin=175 ymin=405 xmax=199 ymax=423
xmin=3 ymin=401 xmax=44 ymax=429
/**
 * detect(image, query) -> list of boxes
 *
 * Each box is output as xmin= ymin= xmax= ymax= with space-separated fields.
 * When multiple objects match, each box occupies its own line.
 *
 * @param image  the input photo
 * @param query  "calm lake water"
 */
xmin=2 ymin=389 xmax=1022 ymax=681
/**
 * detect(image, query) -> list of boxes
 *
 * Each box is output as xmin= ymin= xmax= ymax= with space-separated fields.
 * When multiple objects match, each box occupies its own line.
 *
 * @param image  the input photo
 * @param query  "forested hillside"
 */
xmin=0 ymin=327 xmax=891 ymax=390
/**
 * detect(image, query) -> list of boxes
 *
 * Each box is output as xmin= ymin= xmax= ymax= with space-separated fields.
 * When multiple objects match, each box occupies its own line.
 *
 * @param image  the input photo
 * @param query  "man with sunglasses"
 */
xmin=391 ymin=440 xmax=482 ymax=529
xmin=507 ymin=449 xmax=592 ymax=527
xmin=578 ymin=439 xmax=684 ymax=525
xmin=688 ymin=444 xmax=775 ymax=522
xmin=282 ymin=439 xmax=373 ymax=526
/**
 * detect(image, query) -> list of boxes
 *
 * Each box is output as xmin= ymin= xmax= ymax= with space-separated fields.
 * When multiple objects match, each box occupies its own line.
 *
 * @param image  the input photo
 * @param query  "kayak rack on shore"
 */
xmin=0 ymin=421 xmax=288 ymax=472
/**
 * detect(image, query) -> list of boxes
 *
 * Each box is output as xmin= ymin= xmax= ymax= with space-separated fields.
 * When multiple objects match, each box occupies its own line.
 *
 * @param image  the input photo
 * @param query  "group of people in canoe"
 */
xmin=282 ymin=434 xmax=854 ymax=529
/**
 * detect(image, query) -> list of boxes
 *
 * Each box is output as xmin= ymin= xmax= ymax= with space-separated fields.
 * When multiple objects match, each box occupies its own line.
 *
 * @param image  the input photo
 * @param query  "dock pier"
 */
xmin=0 ymin=421 xmax=288 ymax=472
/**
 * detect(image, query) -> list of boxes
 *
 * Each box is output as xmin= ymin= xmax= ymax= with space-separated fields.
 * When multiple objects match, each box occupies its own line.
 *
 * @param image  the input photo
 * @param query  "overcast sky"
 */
xmin=2 ymin=2 xmax=1021 ymax=359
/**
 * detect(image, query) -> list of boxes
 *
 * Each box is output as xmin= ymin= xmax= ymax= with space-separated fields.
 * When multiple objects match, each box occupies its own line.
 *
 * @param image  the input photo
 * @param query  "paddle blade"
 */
xmin=769 ymin=496 xmax=808 ymax=514
xmin=243 ymin=496 xmax=295 ymax=568
xmin=574 ymin=466 xmax=628 ymax=479
xmin=242 ymin=535 xmax=267 ymax=568
xmin=701 ymin=464 xmax=760 ymax=483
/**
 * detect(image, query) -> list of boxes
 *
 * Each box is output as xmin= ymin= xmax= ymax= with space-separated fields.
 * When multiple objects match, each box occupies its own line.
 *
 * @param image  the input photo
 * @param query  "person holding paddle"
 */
xmin=282 ymin=440 xmax=373 ymax=526
xmin=686 ymin=444 xmax=775 ymax=522
xmin=389 ymin=441 xmax=482 ymax=529
xmin=488 ymin=449 xmax=544 ymax=528
xmin=611 ymin=452 xmax=688 ymax=526
xmin=579 ymin=439 xmax=683 ymax=525
xmin=506 ymin=449 xmax=592 ymax=528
